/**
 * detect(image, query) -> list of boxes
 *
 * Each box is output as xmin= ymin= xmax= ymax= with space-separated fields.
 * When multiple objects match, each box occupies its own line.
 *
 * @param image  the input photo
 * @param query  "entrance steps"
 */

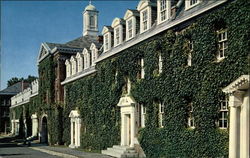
xmin=102 ymin=145 xmax=138 ymax=158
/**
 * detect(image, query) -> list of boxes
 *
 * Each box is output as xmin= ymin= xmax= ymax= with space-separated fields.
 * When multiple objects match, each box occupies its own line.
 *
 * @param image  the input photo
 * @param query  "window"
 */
xmin=90 ymin=16 xmax=95 ymax=27
xmin=159 ymin=102 xmax=164 ymax=128
xmin=128 ymin=19 xmax=133 ymax=39
xmin=159 ymin=53 xmax=163 ymax=74
xmin=187 ymin=40 xmax=193 ymax=66
xmin=217 ymin=29 xmax=228 ymax=61
xmin=141 ymin=104 xmax=146 ymax=127
xmin=218 ymin=97 xmax=228 ymax=128
xmin=188 ymin=102 xmax=195 ymax=128
xmin=160 ymin=0 xmax=167 ymax=22
xmin=142 ymin=10 xmax=148 ymax=31
xmin=137 ymin=58 xmax=145 ymax=79
xmin=115 ymin=28 xmax=120 ymax=45
xmin=190 ymin=0 xmax=198 ymax=6
xmin=186 ymin=0 xmax=200 ymax=10
xmin=104 ymin=34 xmax=109 ymax=51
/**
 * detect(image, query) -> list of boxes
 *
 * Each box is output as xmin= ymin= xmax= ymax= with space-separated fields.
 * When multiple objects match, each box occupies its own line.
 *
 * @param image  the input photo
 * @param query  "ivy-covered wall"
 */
xmin=64 ymin=0 xmax=249 ymax=157
xmin=10 ymin=0 xmax=249 ymax=157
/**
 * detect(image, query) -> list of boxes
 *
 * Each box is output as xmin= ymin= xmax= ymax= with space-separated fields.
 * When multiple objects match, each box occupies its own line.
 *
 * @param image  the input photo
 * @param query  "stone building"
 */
xmin=0 ymin=81 xmax=29 ymax=134
xmin=10 ymin=0 xmax=249 ymax=158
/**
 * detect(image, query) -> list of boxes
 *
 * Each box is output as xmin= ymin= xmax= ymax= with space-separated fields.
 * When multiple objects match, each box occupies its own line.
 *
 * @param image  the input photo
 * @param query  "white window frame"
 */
xmin=157 ymin=0 xmax=170 ymax=24
xmin=218 ymin=97 xmax=228 ymax=129
xmin=185 ymin=0 xmax=201 ymax=10
xmin=142 ymin=9 xmax=148 ymax=32
xmin=141 ymin=104 xmax=146 ymax=128
xmin=104 ymin=34 xmax=109 ymax=52
xmin=138 ymin=58 xmax=145 ymax=79
xmin=188 ymin=102 xmax=195 ymax=128
xmin=159 ymin=102 xmax=164 ymax=128
xmin=159 ymin=53 xmax=163 ymax=74
xmin=187 ymin=40 xmax=193 ymax=66
xmin=127 ymin=19 xmax=133 ymax=39
xmin=115 ymin=27 xmax=120 ymax=46
xmin=217 ymin=29 xmax=228 ymax=61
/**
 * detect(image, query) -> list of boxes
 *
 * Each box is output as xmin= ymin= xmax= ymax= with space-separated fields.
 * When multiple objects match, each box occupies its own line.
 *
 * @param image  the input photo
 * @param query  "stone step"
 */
xmin=102 ymin=149 xmax=125 ymax=158
xmin=113 ymin=145 xmax=134 ymax=151
xmin=107 ymin=147 xmax=125 ymax=154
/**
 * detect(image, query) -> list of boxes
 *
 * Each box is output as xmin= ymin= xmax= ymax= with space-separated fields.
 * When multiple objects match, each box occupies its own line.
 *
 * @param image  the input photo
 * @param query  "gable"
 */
xmin=37 ymin=43 xmax=52 ymax=64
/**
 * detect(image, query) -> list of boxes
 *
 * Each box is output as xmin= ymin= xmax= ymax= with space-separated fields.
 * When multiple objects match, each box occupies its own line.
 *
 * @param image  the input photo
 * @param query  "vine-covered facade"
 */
xmin=10 ymin=0 xmax=250 ymax=157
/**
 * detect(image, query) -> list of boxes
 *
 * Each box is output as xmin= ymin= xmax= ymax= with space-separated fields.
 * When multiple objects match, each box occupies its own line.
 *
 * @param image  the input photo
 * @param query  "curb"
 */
xmin=29 ymin=147 xmax=78 ymax=158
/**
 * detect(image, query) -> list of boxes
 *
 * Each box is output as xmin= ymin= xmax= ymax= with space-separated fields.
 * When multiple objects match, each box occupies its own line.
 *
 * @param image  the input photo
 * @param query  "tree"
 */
xmin=7 ymin=75 xmax=38 ymax=87
xmin=7 ymin=77 xmax=23 ymax=87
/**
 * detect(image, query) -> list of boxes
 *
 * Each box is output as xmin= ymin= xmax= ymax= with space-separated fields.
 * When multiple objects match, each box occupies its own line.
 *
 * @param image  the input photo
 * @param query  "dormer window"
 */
xmin=185 ymin=0 xmax=201 ymax=10
xmin=112 ymin=18 xmax=125 ymax=47
xmin=128 ymin=19 xmax=133 ymax=38
xmin=142 ymin=10 xmax=148 ymax=31
xmin=102 ymin=26 xmax=113 ymax=52
xmin=115 ymin=28 xmax=120 ymax=45
xmin=124 ymin=9 xmax=139 ymax=41
xmin=217 ymin=29 xmax=228 ymax=61
xmin=104 ymin=34 xmax=109 ymax=51
xmin=157 ymin=0 xmax=170 ymax=24
xmin=138 ymin=0 xmax=157 ymax=34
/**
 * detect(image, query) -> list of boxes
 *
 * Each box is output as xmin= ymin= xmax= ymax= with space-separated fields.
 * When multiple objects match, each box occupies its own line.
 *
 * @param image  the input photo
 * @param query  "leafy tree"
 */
xmin=7 ymin=77 xmax=23 ymax=87
xmin=7 ymin=75 xmax=37 ymax=87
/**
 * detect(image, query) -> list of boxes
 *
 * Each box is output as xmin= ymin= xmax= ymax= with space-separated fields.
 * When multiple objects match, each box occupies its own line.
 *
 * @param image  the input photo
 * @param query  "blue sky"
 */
xmin=1 ymin=0 xmax=139 ymax=90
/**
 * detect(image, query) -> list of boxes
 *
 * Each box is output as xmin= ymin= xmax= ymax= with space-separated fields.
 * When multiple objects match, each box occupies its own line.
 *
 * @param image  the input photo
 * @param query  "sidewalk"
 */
xmin=28 ymin=143 xmax=113 ymax=158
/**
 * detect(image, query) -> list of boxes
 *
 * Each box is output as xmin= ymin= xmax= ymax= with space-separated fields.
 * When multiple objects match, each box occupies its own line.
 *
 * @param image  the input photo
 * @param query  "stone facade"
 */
xmin=9 ymin=0 xmax=249 ymax=157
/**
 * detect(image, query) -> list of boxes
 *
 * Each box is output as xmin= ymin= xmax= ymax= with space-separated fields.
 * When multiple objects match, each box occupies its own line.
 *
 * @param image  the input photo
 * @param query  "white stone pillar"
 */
xmin=75 ymin=119 xmax=78 ymax=147
xmin=240 ymin=90 xmax=249 ymax=158
xmin=130 ymin=110 xmax=135 ymax=147
xmin=77 ymin=118 xmax=81 ymax=147
xmin=11 ymin=120 xmax=14 ymax=134
xmin=70 ymin=119 xmax=74 ymax=147
xmin=121 ymin=113 xmax=125 ymax=146
xmin=229 ymin=93 xmax=242 ymax=158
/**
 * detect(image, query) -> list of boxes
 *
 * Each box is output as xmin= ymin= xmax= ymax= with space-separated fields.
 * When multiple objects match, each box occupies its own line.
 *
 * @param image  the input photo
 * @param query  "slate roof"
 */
xmin=0 ymin=82 xmax=25 ymax=95
xmin=45 ymin=35 xmax=100 ymax=51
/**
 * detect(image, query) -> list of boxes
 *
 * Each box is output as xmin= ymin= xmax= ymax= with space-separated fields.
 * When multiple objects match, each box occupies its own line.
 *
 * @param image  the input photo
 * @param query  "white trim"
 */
xmin=61 ymin=67 xmax=96 ymax=85
xmin=96 ymin=0 xmax=227 ymax=63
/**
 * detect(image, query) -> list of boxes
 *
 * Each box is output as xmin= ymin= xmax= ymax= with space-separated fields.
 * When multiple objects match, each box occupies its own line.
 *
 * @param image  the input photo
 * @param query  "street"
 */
xmin=0 ymin=137 xmax=59 ymax=158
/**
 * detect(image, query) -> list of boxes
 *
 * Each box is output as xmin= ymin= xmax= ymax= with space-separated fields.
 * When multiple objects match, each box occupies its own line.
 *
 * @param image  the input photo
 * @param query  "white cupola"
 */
xmin=83 ymin=2 xmax=99 ymax=36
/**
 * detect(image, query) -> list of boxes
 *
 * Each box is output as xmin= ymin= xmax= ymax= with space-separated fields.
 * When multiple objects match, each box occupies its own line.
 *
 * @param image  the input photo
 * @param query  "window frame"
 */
xmin=142 ymin=9 xmax=148 ymax=32
xmin=218 ymin=97 xmax=229 ymax=129
xmin=216 ymin=29 xmax=228 ymax=61
xmin=127 ymin=19 xmax=133 ymax=39
xmin=188 ymin=102 xmax=195 ymax=128
xmin=159 ymin=102 xmax=164 ymax=128
xmin=185 ymin=0 xmax=201 ymax=10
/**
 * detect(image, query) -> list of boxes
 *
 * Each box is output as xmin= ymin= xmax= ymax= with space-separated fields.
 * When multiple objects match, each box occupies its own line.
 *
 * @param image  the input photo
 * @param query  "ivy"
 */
xmin=10 ymin=0 xmax=249 ymax=157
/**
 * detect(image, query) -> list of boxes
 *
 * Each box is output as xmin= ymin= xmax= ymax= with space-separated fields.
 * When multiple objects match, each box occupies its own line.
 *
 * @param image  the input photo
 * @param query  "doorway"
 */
xmin=41 ymin=117 xmax=48 ymax=143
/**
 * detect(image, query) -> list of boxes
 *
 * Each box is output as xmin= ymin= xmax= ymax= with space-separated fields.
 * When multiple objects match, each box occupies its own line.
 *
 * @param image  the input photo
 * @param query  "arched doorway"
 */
xmin=41 ymin=117 xmax=48 ymax=143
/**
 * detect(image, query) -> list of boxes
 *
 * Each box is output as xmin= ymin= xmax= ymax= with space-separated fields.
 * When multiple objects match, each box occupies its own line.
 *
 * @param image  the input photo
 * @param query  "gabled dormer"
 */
xmin=157 ymin=0 xmax=171 ymax=24
xmin=124 ymin=9 xmax=140 ymax=41
xmin=65 ymin=59 xmax=71 ymax=78
xmin=76 ymin=52 xmax=84 ymax=72
xmin=70 ymin=56 xmax=77 ymax=75
xmin=185 ymin=0 xmax=202 ymax=10
xmin=90 ymin=43 xmax=99 ymax=66
xmin=111 ymin=18 xmax=125 ymax=47
xmin=137 ymin=0 xmax=157 ymax=34
xmin=82 ymin=48 xmax=90 ymax=69
xmin=102 ymin=26 xmax=114 ymax=52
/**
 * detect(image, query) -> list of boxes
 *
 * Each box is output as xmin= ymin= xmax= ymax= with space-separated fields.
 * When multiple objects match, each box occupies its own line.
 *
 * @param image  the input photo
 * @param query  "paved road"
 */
xmin=0 ymin=138 xmax=59 ymax=158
